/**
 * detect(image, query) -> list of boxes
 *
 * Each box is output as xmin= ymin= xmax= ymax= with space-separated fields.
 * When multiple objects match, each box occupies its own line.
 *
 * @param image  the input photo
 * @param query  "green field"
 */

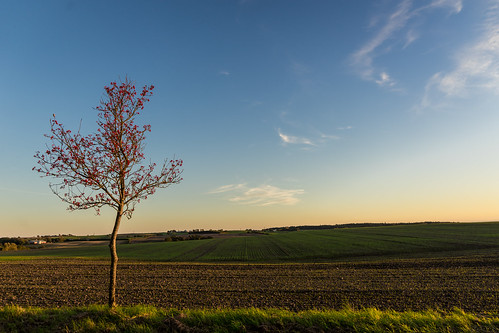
xmin=1 ymin=222 xmax=498 ymax=262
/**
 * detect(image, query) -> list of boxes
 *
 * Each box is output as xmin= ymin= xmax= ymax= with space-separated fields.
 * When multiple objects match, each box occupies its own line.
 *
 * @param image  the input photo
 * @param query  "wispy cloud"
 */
xmin=209 ymin=183 xmax=246 ymax=194
xmin=210 ymin=183 xmax=304 ymax=206
xmin=319 ymin=133 xmax=340 ymax=140
xmin=423 ymin=0 xmax=462 ymax=14
xmin=419 ymin=2 xmax=499 ymax=109
xmin=278 ymin=128 xmax=315 ymax=146
xmin=277 ymin=128 xmax=340 ymax=148
xmin=375 ymin=72 xmax=396 ymax=87
xmin=351 ymin=0 xmax=462 ymax=88
xmin=351 ymin=0 xmax=412 ymax=81
xmin=219 ymin=70 xmax=230 ymax=76
xmin=403 ymin=29 xmax=419 ymax=49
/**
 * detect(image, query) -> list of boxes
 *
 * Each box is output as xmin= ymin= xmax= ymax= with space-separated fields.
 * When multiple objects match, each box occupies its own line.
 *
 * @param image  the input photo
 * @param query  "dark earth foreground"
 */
xmin=1 ymin=256 xmax=497 ymax=312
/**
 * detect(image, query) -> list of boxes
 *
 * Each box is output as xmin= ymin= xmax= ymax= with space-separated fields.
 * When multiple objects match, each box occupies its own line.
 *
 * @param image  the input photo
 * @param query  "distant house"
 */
xmin=29 ymin=240 xmax=47 ymax=245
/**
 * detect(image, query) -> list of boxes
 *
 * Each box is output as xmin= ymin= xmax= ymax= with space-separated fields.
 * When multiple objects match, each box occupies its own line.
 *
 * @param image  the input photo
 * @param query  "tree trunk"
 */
xmin=108 ymin=207 xmax=123 ymax=307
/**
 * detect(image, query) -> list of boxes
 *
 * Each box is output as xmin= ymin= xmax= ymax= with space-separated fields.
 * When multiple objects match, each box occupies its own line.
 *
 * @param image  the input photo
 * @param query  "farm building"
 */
xmin=28 ymin=240 xmax=47 ymax=245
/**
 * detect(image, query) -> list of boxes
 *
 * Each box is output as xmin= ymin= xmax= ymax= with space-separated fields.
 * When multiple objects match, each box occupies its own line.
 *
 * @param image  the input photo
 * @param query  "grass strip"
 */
xmin=0 ymin=305 xmax=497 ymax=332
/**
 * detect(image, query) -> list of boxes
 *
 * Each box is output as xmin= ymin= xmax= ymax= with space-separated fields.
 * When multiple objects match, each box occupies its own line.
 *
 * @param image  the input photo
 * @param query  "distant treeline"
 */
xmin=0 ymin=237 xmax=27 ymax=246
xmin=165 ymin=234 xmax=213 ymax=242
xmin=0 ymin=235 xmax=73 ymax=245
xmin=0 ymin=236 xmax=65 ymax=251
xmin=187 ymin=229 xmax=222 ymax=235
xmin=263 ymin=221 xmax=451 ymax=232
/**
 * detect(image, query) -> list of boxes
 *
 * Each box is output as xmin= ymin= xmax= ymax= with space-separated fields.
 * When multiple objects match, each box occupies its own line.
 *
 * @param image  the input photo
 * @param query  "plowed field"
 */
xmin=1 ymin=256 xmax=497 ymax=312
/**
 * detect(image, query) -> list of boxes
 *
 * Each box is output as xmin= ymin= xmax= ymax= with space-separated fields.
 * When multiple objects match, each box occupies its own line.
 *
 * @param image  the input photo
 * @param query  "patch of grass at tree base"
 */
xmin=1 ymin=305 xmax=497 ymax=332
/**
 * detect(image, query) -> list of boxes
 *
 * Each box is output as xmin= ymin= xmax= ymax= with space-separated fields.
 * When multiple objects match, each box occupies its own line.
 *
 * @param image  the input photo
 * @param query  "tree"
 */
xmin=34 ymin=79 xmax=183 ymax=307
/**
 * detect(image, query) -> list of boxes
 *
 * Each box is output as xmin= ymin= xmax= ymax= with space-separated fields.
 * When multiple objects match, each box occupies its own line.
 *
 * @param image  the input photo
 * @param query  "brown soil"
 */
xmin=0 ymin=257 xmax=497 ymax=312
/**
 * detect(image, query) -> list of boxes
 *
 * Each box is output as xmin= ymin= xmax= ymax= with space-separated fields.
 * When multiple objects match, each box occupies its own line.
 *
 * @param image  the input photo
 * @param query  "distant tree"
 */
xmin=34 ymin=78 xmax=183 ymax=307
xmin=1 ymin=243 xmax=18 ymax=251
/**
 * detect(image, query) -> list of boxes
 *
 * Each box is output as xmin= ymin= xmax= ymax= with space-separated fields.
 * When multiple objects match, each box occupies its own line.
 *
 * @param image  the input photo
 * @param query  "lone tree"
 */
xmin=34 ymin=79 xmax=183 ymax=307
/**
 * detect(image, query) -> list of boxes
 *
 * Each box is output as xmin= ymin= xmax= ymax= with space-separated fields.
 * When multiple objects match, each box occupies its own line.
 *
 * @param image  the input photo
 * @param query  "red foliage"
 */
xmin=34 ymin=79 xmax=183 ymax=218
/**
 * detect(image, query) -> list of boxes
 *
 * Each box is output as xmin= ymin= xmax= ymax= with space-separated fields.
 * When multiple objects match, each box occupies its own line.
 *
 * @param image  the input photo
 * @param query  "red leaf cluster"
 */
xmin=34 ymin=79 xmax=183 ymax=218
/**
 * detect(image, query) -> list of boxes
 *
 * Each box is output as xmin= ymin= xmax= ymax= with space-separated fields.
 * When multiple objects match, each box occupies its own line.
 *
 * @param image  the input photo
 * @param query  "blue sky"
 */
xmin=2 ymin=0 xmax=499 ymax=237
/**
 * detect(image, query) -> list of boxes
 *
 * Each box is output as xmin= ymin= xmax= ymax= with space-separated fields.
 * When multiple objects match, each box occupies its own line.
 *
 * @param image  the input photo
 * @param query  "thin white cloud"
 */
xmin=337 ymin=126 xmax=353 ymax=130
xmin=351 ymin=0 xmax=412 ymax=83
xmin=208 ymin=183 xmax=247 ymax=194
xmin=403 ymin=29 xmax=419 ymax=49
xmin=419 ymin=2 xmax=499 ymax=109
xmin=375 ymin=72 xmax=396 ymax=87
xmin=351 ymin=0 xmax=462 ymax=88
xmin=211 ymin=184 xmax=304 ymax=206
xmin=277 ymin=128 xmax=341 ymax=148
xmin=219 ymin=70 xmax=230 ymax=76
xmin=319 ymin=133 xmax=340 ymax=141
xmin=423 ymin=0 xmax=462 ymax=14
xmin=278 ymin=128 xmax=315 ymax=146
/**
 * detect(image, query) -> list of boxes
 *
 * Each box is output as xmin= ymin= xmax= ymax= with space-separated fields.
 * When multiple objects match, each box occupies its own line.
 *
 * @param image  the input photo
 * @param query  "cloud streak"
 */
xmin=278 ymin=128 xmax=315 ymax=146
xmin=209 ymin=183 xmax=246 ymax=194
xmin=351 ymin=0 xmax=463 ymax=88
xmin=375 ymin=72 xmax=396 ymax=87
xmin=351 ymin=0 xmax=412 ymax=82
xmin=277 ymin=128 xmax=339 ymax=148
xmin=210 ymin=183 xmax=304 ymax=206
xmin=419 ymin=1 xmax=499 ymax=109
